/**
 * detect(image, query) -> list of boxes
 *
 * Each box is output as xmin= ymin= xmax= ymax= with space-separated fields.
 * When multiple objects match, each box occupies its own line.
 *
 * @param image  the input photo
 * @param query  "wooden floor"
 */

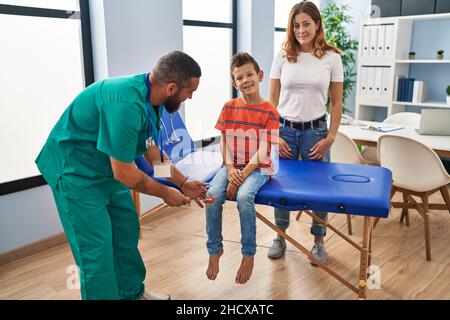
xmin=1 ymin=189 xmax=449 ymax=300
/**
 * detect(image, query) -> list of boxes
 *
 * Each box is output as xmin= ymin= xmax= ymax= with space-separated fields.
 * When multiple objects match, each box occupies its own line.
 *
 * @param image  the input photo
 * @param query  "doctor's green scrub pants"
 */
xmin=51 ymin=181 xmax=145 ymax=300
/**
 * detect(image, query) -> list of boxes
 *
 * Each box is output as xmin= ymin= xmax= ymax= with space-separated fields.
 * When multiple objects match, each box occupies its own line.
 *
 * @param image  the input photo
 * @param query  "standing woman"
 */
xmin=267 ymin=1 xmax=343 ymax=264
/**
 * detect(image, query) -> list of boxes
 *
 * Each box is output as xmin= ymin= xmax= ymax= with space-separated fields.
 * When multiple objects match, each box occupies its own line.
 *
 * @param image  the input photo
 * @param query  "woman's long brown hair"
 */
xmin=283 ymin=1 xmax=340 ymax=63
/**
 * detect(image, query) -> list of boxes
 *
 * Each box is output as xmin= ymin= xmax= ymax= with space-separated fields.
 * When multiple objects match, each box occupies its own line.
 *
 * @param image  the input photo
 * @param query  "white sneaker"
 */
xmin=140 ymin=291 xmax=171 ymax=300
xmin=267 ymin=236 xmax=286 ymax=259
xmin=310 ymin=243 xmax=327 ymax=267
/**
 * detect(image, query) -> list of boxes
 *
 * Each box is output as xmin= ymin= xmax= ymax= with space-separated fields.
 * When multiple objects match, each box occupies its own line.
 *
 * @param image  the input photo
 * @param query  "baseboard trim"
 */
xmin=0 ymin=233 xmax=67 ymax=266
xmin=0 ymin=204 xmax=174 ymax=266
xmin=139 ymin=203 xmax=171 ymax=225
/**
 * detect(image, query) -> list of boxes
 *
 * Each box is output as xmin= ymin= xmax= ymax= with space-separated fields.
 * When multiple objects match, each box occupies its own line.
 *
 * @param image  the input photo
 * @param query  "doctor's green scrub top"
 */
xmin=36 ymin=73 xmax=162 ymax=199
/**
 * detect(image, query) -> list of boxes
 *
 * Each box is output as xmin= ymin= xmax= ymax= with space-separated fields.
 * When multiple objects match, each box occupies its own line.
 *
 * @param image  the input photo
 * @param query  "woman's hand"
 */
xmin=279 ymin=136 xmax=292 ymax=159
xmin=227 ymin=167 xmax=244 ymax=187
xmin=226 ymin=183 xmax=239 ymax=200
xmin=309 ymin=137 xmax=334 ymax=160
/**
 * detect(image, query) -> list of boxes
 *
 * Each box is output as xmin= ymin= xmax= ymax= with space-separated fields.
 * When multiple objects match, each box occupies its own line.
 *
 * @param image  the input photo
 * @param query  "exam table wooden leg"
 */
xmin=346 ymin=215 xmax=353 ymax=235
xmin=358 ymin=217 xmax=370 ymax=300
xmin=256 ymin=211 xmax=360 ymax=297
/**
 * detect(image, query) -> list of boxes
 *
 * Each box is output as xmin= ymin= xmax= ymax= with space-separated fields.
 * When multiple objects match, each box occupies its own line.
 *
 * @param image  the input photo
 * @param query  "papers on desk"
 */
xmin=362 ymin=124 xmax=404 ymax=132
xmin=340 ymin=115 xmax=366 ymax=126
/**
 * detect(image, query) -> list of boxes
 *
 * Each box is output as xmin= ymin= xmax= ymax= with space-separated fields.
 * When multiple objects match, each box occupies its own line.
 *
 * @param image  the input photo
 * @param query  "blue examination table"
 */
xmin=132 ymin=110 xmax=393 ymax=299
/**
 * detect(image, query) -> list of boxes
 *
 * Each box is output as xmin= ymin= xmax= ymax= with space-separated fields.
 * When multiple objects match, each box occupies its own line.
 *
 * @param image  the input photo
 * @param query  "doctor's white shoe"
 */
xmin=140 ymin=291 xmax=171 ymax=300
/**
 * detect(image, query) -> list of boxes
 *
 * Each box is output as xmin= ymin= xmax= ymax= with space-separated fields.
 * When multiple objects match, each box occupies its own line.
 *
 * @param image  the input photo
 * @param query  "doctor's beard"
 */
xmin=164 ymin=94 xmax=182 ymax=114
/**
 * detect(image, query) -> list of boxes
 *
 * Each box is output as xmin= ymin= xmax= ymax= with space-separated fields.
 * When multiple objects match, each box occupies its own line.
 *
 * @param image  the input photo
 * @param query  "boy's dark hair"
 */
xmin=230 ymin=52 xmax=261 ymax=79
xmin=153 ymin=51 xmax=201 ymax=88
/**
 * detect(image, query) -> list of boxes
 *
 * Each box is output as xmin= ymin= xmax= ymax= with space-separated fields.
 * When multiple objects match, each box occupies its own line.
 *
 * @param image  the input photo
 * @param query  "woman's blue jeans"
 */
xmin=275 ymin=119 xmax=330 ymax=237
xmin=206 ymin=166 xmax=269 ymax=257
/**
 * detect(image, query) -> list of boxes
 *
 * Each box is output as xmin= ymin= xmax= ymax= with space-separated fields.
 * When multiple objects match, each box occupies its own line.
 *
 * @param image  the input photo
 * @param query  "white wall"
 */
xmin=322 ymin=0 xmax=371 ymax=39
xmin=238 ymin=0 xmax=275 ymax=98
xmin=90 ymin=0 xmax=183 ymax=80
xmin=0 ymin=0 xmax=183 ymax=254
xmin=89 ymin=0 xmax=184 ymax=214
xmin=0 ymin=186 xmax=62 ymax=253
xmin=322 ymin=0 xmax=371 ymax=116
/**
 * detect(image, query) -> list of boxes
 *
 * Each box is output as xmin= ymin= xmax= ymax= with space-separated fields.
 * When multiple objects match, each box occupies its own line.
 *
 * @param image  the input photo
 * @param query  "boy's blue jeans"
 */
xmin=206 ymin=166 xmax=269 ymax=257
xmin=275 ymin=119 xmax=330 ymax=237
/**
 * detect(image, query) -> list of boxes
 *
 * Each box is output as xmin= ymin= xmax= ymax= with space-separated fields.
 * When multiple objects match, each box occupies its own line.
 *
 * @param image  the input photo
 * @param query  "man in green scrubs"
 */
xmin=35 ymin=51 xmax=207 ymax=300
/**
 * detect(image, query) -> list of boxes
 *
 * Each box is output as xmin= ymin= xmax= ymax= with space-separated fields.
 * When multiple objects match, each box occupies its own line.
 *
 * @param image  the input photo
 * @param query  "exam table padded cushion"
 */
xmin=135 ymin=156 xmax=392 ymax=218
xmin=255 ymin=159 xmax=392 ymax=218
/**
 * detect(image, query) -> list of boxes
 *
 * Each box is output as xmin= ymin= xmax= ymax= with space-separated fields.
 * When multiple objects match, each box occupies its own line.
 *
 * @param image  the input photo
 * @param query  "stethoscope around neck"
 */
xmin=161 ymin=116 xmax=182 ymax=145
xmin=145 ymin=73 xmax=182 ymax=148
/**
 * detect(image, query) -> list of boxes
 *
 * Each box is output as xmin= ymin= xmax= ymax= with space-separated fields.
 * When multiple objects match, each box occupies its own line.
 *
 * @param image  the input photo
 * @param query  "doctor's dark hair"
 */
xmin=152 ymin=51 xmax=201 ymax=88
xmin=230 ymin=52 xmax=260 ymax=80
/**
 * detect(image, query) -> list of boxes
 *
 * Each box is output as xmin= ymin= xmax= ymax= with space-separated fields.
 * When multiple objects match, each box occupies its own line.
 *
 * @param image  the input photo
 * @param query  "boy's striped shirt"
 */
xmin=215 ymin=98 xmax=279 ymax=171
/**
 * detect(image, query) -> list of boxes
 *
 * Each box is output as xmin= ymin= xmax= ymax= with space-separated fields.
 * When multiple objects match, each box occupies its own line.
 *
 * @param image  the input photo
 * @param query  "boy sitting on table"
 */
xmin=205 ymin=52 xmax=279 ymax=284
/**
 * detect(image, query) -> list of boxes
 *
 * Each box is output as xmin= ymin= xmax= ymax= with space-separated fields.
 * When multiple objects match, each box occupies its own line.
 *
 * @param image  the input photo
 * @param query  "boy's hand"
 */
xmin=227 ymin=167 xmax=244 ymax=187
xmin=180 ymin=179 xmax=208 ymax=199
xmin=226 ymin=183 xmax=239 ymax=200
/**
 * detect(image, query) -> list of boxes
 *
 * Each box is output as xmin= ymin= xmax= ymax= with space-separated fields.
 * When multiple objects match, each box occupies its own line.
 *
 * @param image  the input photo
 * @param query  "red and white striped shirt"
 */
xmin=215 ymin=98 xmax=279 ymax=171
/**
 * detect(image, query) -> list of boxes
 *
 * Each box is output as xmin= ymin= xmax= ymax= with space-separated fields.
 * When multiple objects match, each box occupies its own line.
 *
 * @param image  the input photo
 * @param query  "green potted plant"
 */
xmin=446 ymin=85 xmax=450 ymax=106
xmin=437 ymin=49 xmax=445 ymax=60
xmin=321 ymin=3 xmax=358 ymax=115
xmin=408 ymin=51 xmax=416 ymax=60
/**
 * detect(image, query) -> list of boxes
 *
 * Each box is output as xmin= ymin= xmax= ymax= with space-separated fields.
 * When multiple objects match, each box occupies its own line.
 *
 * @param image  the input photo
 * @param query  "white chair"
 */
xmin=383 ymin=112 xmax=422 ymax=127
xmin=362 ymin=112 xmax=421 ymax=164
xmin=377 ymin=135 xmax=450 ymax=261
xmin=331 ymin=131 xmax=376 ymax=165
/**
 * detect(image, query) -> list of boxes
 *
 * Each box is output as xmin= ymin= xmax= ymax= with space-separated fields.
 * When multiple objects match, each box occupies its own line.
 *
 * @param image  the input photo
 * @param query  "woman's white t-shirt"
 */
xmin=270 ymin=50 xmax=344 ymax=122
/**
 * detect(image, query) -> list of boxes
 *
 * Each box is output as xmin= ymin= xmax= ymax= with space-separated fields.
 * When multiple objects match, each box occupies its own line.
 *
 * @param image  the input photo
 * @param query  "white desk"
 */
xmin=338 ymin=122 xmax=450 ymax=158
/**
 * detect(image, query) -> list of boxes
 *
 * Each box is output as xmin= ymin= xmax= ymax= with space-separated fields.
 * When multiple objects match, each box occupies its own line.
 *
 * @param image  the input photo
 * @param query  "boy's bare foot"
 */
xmin=235 ymin=256 xmax=254 ymax=284
xmin=206 ymin=248 xmax=224 ymax=280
